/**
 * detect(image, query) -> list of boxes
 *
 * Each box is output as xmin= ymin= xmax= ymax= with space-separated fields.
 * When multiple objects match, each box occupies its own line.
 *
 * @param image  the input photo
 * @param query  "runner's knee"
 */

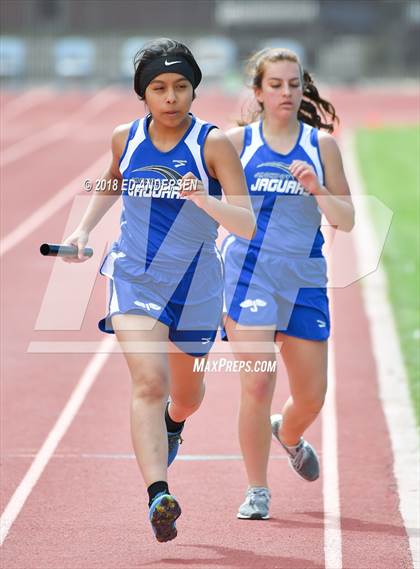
xmin=171 ymin=382 xmax=205 ymax=413
xmin=131 ymin=367 xmax=168 ymax=403
xmin=241 ymin=372 xmax=276 ymax=403
xmin=293 ymin=392 xmax=325 ymax=416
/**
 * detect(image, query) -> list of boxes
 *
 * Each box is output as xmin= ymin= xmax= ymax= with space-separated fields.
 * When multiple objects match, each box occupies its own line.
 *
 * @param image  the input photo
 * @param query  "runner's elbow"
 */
xmin=239 ymin=214 xmax=256 ymax=239
xmin=342 ymin=209 xmax=355 ymax=232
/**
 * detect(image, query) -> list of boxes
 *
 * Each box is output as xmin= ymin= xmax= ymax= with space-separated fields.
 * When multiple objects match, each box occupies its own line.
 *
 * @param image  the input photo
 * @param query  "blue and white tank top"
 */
xmin=107 ymin=113 xmax=222 ymax=278
xmin=235 ymin=120 xmax=325 ymax=258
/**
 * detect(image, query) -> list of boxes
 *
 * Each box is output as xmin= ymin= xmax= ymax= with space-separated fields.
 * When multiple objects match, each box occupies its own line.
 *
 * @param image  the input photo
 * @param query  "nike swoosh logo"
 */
xmin=164 ymin=60 xmax=182 ymax=66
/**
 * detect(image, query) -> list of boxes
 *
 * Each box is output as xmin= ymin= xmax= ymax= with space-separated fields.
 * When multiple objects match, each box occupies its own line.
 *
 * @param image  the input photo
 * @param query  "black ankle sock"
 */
xmin=165 ymin=403 xmax=185 ymax=433
xmin=148 ymin=481 xmax=169 ymax=506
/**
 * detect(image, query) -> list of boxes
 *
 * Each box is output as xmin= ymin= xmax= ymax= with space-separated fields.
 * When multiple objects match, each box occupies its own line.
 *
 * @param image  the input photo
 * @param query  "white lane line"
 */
xmin=0 ymin=335 xmax=115 ymax=546
xmin=0 ymin=87 xmax=119 ymax=168
xmin=3 ymin=452 xmax=293 ymax=461
xmin=1 ymin=88 xmax=55 ymax=122
xmin=322 ymin=307 xmax=343 ymax=569
xmin=342 ymin=129 xmax=420 ymax=569
xmin=0 ymin=151 xmax=109 ymax=257
xmin=91 ymin=453 xmax=289 ymax=461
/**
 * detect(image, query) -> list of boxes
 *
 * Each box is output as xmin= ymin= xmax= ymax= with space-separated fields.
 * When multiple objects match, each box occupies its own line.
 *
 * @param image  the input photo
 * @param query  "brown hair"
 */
xmin=240 ymin=48 xmax=339 ymax=132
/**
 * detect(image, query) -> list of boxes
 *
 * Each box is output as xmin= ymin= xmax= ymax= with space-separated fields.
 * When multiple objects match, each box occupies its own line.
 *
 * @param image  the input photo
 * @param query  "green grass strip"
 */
xmin=355 ymin=126 xmax=420 ymax=424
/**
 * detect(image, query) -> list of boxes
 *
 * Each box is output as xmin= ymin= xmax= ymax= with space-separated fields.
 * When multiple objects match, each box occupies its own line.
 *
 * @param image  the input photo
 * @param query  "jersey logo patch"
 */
xmin=173 ymin=159 xmax=187 ymax=168
xmin=126 ymin=164 xmax=199 ymax=198
xmin=251 ymin=161 xmax=308 ymax=195
xmin=240 ymin=298 xmax=267 ymax=312
xmin=134 ymin=300 xmax=162 ymax=311
xmin=132 ymin=165 xmax=182 ymax=181
xmin=258 ymin=161 xmax=291 ymax=175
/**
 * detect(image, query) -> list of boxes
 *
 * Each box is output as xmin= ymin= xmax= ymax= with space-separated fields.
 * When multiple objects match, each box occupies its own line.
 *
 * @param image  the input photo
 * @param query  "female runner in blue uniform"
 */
xmin=222 ymin=48 xmax=354 ymax=519
xmin=63 ymin=38 xmax=255 ymax=541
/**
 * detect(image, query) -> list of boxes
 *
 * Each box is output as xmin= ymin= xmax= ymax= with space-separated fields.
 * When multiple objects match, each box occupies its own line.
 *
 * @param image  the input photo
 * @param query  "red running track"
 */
xmin=0 ymin=87 xmax=417 ymax=568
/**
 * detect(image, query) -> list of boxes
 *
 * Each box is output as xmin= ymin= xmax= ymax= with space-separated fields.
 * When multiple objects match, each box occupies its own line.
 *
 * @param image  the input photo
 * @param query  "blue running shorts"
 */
xmin=98 ymin=249 xmax=223 ymax=357
xmin=222 ymin=238 xmax=330 ymax=342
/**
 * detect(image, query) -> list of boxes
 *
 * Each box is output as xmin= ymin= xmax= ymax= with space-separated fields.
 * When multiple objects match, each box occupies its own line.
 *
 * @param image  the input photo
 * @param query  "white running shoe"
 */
xmin=237 ymin=487 xmax=271 ymax=520
xmin=271 ymin=414 xmax=320 ymax=481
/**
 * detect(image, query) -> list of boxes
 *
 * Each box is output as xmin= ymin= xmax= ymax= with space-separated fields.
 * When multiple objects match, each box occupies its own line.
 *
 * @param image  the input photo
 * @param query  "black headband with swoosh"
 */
xmin=136 ymin=55 xmax=202 ymax=98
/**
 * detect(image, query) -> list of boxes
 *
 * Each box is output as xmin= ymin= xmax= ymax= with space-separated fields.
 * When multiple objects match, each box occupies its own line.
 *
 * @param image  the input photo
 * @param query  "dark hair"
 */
xmin=133 ymin=38 xmax=200 ymax=101
xmin=240 ymin=48 xmax=339 ymax=132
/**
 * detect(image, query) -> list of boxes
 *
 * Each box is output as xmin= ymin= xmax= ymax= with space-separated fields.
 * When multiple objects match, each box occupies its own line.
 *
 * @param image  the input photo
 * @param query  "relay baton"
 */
xmin=40 ymin=243 xmax=94 ymax=258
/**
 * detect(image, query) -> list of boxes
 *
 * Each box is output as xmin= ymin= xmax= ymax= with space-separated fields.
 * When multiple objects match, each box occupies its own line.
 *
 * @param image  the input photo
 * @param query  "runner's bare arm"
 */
xmin=289 ymin=133 xmax=355 ymax=232
xmin=226 ymin=126 xmax=245 ymax=155
xmin=74 ymin=124 xmax=129 ymax=232
xmin=62 ymin=124 xmax=130 ymax=260
xmin=289 ymin=132 xmax=354 ymax=231
xmin=199 ymin=129 xmax=256 ymax=239
xmin=317 ymin=133 xmax=354 ymax=232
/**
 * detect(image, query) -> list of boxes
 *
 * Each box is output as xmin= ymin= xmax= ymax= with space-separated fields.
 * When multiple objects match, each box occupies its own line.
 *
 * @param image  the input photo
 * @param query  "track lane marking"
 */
xmin=0 ymin=152 xmax=109 ymax=257
xmin=1 ymin=88 xmax=55 ymax=122
xmin=0 ymin=335 xmax=115 ymax=546
xmin=2 ymin=452 xmax=296 ymax=461
xmin=322 ymin=320 xmax=343 ymax=569
xmin=0 ymin=88 xmax=119 ymax=168
xmin=343 ymin=129 xmax=419 ymax=569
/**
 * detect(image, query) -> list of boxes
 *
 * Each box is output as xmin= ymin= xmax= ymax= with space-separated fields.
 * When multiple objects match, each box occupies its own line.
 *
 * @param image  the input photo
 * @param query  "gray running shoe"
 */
xmin=271 ymin=414 xmax=320 ymax=482
xmin=237 ymin=487 xmax=271 ymax=520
